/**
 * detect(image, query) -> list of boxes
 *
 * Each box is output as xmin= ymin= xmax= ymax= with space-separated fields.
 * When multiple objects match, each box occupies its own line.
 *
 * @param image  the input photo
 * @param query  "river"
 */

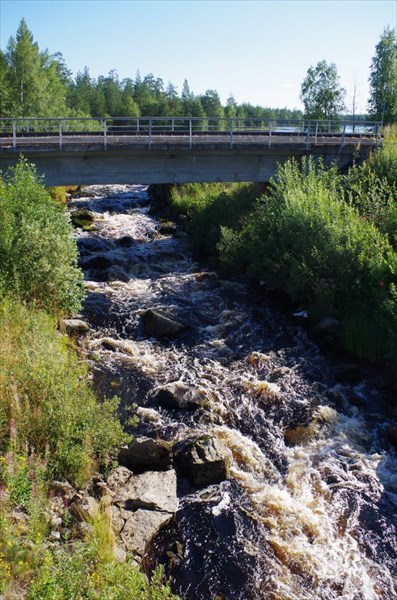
xmin=70 ymin=184 xmax=397 ymax=600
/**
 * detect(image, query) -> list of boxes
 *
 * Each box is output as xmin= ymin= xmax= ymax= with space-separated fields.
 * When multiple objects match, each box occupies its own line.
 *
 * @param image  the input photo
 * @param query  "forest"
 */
xmin=0 ymin=19 xmax=303 ymax=124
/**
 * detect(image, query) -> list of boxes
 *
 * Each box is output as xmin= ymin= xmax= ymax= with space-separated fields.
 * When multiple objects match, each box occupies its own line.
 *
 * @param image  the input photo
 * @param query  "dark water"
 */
xmin=71 ymin=184 xmax=397 ymax=600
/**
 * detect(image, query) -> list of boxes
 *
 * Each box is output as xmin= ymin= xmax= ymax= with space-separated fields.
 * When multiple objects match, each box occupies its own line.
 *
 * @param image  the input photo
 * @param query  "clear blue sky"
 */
xmin=1 ymin=0 xmax=396 ymax=110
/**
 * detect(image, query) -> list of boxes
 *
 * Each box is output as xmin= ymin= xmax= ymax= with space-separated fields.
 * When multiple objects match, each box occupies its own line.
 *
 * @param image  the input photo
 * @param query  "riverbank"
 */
xmin=0 ymin=164 xmax=179 ymax=599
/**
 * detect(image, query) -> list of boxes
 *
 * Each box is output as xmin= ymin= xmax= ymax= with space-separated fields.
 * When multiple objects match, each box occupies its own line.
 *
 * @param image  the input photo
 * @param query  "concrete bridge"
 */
xmin=0 ymin=117 xmax=382 ymax=186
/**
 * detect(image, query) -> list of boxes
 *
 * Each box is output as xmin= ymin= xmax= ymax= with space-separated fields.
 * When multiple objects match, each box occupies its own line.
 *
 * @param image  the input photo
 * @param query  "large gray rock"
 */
xmin=118 ymin=437 xmax=173 ymax=473
xmin=155 ymin=382 xmax=205 ymax=411
xmin=107 ymin=467 xmax=177 ymax=559
xmin=119 ymin=509 xmax=174 ymax=558
xmin=142 ymin=309 xmax=186 ymax=338
xmin=110 ymin=469 xmax=177 ymax=513
xmin=175 ymin=436 xmax=230 ymax=488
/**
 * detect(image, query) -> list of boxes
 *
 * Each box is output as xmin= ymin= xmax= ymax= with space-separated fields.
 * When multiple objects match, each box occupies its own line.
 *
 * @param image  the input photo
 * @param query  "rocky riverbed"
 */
xmin=65 ymin=184 xmax=397 ymax=600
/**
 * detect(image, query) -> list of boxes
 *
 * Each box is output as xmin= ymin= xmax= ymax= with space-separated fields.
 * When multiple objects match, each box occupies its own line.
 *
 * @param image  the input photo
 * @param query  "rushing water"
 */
xmin=71 ymin=184 xmax=397 ymax=600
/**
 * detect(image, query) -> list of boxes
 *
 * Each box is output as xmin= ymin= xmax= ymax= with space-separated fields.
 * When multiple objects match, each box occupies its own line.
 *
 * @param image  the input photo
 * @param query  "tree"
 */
xmin=0 ymin=49 xmax=12 ymax=116
xmin=300 ymin=60 xmax=345 ymax=121
xmin=368 ymin=27 xmax=397 ymax=125
xmin=6 ymin=18 xmax=45 ymax=116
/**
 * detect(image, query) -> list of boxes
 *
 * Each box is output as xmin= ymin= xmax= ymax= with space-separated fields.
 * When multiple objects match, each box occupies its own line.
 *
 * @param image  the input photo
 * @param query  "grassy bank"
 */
xmin=0 ymin=161 xmax=179 ymax=598
xmin=169 ymin=132 xmax=397 ymax=372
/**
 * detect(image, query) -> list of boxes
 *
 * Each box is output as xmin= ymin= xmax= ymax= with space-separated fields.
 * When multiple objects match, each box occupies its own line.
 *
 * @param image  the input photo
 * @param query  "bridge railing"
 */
xmin=0 ymin=117 xmax=382 ymax=150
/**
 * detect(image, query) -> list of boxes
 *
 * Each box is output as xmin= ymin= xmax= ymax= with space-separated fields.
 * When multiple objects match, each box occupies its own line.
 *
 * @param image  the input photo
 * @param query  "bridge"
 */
xmin=0 ymin=117 xmax=382 ymax=186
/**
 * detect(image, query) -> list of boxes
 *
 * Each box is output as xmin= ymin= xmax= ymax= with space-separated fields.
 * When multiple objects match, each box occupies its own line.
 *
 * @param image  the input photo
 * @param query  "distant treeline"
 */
xmin=0 ymin=18 xmax=303 ymax=122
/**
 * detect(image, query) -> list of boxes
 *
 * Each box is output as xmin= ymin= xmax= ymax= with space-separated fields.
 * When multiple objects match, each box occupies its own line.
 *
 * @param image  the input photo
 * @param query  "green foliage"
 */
xmin=345 ymin=128 xmax=397 ymax=246
xmin=3 ymin=19 xmax=70 ymax=118
xmin=0 ymin=159 xmax=84 ymax=315
xmin=300 ymin=60 xmax=345 ymax=120
xmin=0 ymin=299 xmax=129 ymax=485
xmin=369 ymin=27 xmax=397 ymax=124
xmin=169 ymin=182 xmax=262 ymax=257
xmin=219 ymin=158 xmax=397 ymax=366
xmin=48 ymin=186 xmax=80 ymax=205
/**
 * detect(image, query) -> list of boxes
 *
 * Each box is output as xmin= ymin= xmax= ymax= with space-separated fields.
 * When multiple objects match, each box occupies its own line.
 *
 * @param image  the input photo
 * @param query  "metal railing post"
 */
xmin=59 ymin=119 xmax=63 ymax=149
xmin=315 ymin=122 xmax=318 ymax=145
xmin=171 ymin=118 xmax=175 ymax=133
xmin=12 ymin=120 xmax=16 ymax=149
xmin=268 ymin=121 xmax=272 ymax=148
xmin=230 ymin=119 xmax=233 ymax=148
xmin=189 ymin=119 xmax=192 ymax=149
xmin=306 ymin=121 xmax=311 ymax=149
xmin=149 ymin=119 xmax=152 ymax=149
xmin=340 ymin=123 xmax=346 ymax=149
xmin=103 ymin=119 xmax=107 ymax=149
xmin=137 ymin=118 xmax=140 ymax=133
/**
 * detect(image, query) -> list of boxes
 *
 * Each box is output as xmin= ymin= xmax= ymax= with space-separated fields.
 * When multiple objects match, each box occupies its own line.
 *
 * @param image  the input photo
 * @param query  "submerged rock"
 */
xmin=142 ymin=309 xmax=187 ymax=338
xmin=118 ymin=437 xmax=173 ymax=473
xmin=70 ymin=209 xmax=95 ymax=229
xmin=155 ymin=382 xmax=206 ymax=411
xmin=158 ymin=220 xmax=177 ymax=235
xmin=174 ymin=435 xmax=230 ymax=488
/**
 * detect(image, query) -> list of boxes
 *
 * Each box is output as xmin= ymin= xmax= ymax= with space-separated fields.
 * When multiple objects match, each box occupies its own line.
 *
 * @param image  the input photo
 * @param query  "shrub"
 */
xmin=169 ymin=182 xmax=262 ymax=257
xmin=219 ymin=158 xmax=397 ymax=365
xmin=0 ymin=159 xmax=84 ymax=315
xmin=345 ymin=128 xmax=397 ymax=248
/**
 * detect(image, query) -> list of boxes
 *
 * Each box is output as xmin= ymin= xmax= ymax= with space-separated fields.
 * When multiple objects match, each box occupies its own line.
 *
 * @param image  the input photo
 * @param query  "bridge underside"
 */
xmin=0 ymin=144 xmax=369 ymax=186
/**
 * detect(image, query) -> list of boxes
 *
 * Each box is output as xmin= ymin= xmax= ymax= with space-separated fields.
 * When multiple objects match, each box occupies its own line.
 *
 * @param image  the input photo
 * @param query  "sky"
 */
xmin=1 ymin=0 xmax=396 ymax=111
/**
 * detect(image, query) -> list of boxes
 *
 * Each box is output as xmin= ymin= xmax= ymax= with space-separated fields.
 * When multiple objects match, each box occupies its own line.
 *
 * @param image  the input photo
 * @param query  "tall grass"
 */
xmin=0 ymin=298 xmax=129 ymax=485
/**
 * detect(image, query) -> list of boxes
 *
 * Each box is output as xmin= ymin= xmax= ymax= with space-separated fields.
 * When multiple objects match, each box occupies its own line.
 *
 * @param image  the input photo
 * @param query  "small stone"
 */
xmin=60 ymin=319 xmax=90 ymax=336
xmin=113 ymin=545 xmax=127 ymax=563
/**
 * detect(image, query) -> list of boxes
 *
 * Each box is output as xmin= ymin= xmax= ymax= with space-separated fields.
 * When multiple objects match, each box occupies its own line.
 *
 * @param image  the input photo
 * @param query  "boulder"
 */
xmin=118 ymin=437 xmax=173 ymax=473
xmin=155 ymin=382 xmax=205 ymax=411
xmin=81 ymin=255 xmax=113 ymax=270
xmin=159 ymin=221 xmax=177 ymax=235
xmin=70 ymin=209 xmax=95 ymax=230
xmin=109 ymin=469 xmax=177 ymax=514
xmin=116 ymin=235 xmax=136 ymax=248
xmin=60 ymin=318 xmax=90 ymax=336
xmin=107 ymin=467 xmax=177 ymax=559
xmin=119 ymin=508 xmax=174 ymax=558
xmin=142 ymin=309 xmax=187 ymax=338
xmin=174 ymin=436 xmax=230 ymax=488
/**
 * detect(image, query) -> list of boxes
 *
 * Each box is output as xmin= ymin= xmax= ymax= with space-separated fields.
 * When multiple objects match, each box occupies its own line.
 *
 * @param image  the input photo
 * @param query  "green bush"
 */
xmin=344 ymin=129 xmax=397 ymax=248
xmin=169 ymin=182 xmax=262 ymax=257
xmin=0 ymin=299 xmax=129 ymax=485
xmin=0 ymin=159 xmax=84 ymax=315
xmin=219 ymin=157 xmax=397 ymax=365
